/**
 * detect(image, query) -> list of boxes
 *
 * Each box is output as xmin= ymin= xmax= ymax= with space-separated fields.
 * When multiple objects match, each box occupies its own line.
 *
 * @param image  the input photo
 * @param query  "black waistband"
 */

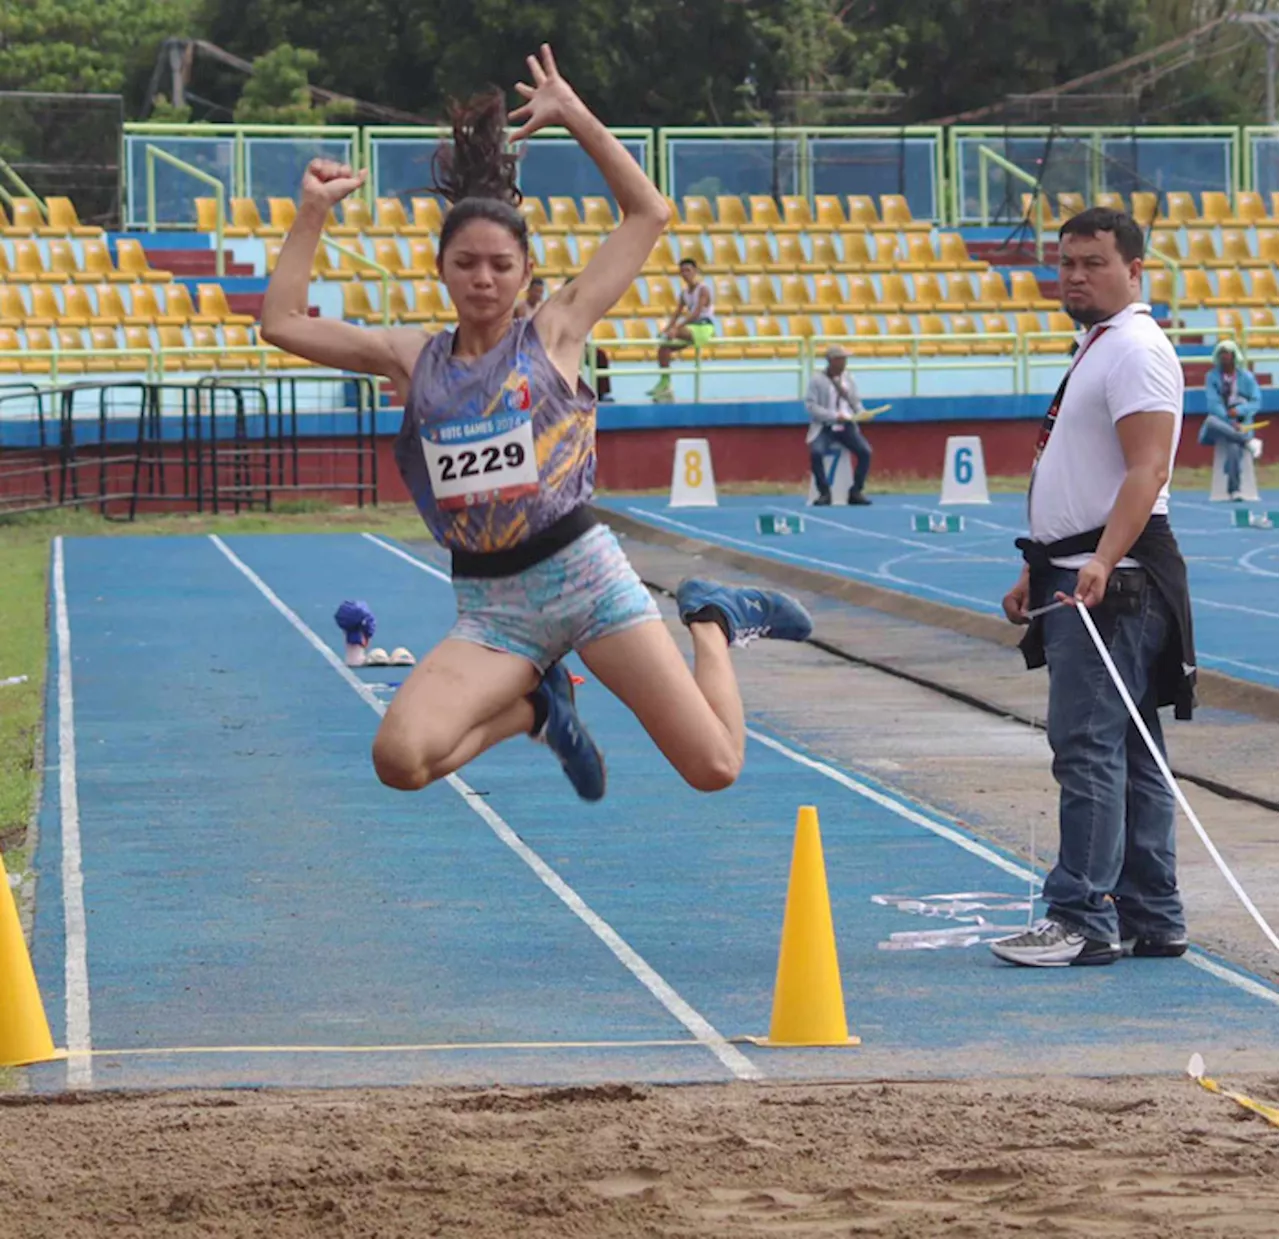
xmin=450 ymin=506 xmax=599 ymax=579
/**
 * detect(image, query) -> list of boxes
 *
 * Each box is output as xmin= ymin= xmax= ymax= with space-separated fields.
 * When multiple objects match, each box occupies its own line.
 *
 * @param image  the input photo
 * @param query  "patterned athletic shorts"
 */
xmin=448 ymin=524 xmax=661 ymax=672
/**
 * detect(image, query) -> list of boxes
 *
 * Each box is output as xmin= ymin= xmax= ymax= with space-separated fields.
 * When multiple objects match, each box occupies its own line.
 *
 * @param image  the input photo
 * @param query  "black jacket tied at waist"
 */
xmin=1015 ymin=514 xmax=1197 ymax=719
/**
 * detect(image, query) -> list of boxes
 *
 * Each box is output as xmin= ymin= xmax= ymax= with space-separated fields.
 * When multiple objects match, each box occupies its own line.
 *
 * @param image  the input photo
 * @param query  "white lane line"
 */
xmin=361 ymin=532 xmax=452 ymax=582
xmin=744 ymin=727 xmax=1278 ymax=1007
xmin=1238 ymin=545 xmax=1279 ymax=579
xmin=209 ymin=534 xmax=760 ymax=1082
xmin=1197 ymin=653 xmax=1279 ymax=678
xmin=628 ymin=506 xmax=1004 ymax=612
xmin=1194 ymin=597 xmax=1278 ymax=619
xmin=53 ymin=538 xmax=92 ymax=1087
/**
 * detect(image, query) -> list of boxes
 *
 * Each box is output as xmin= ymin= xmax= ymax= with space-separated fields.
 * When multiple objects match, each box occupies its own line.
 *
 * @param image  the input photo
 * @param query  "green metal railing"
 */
xmin=0 ymin=156 xmax=47 ymax=216
xmin=976 ymin=146 xmax=1044 ymax=262
xmin=145 ymin=145 xmax=225 ymax=276
xmin=319 ymin=239 xmax=393 ymax=325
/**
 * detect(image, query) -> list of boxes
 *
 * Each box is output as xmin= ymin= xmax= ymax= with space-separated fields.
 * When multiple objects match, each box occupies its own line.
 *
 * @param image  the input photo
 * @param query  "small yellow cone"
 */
xmin=758 ymin=806 xmax=859 ymax=1047
xmin=0 ymin=851 xmax=60 ymax=1067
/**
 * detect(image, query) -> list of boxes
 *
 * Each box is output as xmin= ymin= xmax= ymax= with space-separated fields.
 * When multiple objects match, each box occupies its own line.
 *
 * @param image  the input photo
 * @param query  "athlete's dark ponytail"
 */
xmin=432 ymin=88 xmax=528 ymax=257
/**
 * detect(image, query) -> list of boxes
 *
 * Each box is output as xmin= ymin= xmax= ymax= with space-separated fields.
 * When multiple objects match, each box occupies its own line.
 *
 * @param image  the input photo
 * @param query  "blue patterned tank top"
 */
xmin=393 ymin=316 xmax=597 ymax=553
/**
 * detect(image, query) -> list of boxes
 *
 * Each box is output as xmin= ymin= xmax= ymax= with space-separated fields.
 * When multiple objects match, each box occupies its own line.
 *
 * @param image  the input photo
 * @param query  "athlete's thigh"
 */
xmin=376 ymin=637 xmax=540 ymax=760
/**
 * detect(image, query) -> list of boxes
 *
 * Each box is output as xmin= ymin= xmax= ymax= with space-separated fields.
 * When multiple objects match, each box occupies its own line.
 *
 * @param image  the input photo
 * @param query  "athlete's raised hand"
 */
xmin=509 ymin=45 xmax=584 ymax=142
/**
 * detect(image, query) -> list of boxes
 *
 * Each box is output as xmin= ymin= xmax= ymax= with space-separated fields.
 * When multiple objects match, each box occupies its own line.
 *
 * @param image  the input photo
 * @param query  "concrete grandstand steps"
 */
xmin=144 ymin=249 xmax=255 ymax=278
xmin=967 ymin=240 xmax=1061 ymax=266
xmin=227 ymin=292 xmax=264 ymax=320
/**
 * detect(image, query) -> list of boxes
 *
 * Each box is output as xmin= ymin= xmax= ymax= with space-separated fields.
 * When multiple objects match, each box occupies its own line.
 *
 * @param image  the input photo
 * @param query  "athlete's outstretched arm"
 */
xmin=260 ymin=160 xmax=422 ymax=389
xmin=518 ymin=46 xmax=670 ymax=354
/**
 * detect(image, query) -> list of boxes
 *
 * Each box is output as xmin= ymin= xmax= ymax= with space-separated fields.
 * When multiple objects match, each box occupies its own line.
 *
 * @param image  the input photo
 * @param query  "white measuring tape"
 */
xmin=1074 ymin=599 xmax=1280 ymax=952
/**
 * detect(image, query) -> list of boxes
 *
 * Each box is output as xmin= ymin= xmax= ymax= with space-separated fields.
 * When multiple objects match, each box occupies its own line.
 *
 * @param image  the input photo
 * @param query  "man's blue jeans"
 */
xmin=1040 ymin=566 xmax=1185 ymax=944
xmin=810 ymin=422 xmax=872 ymax=497
xmin=1200 ymin=414 xmax=1250 ymax=494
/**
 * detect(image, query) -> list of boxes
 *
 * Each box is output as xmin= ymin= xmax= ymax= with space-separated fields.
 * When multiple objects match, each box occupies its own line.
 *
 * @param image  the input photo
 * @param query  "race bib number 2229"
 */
xmin=421 ymin=410 xmax=540 ymax=510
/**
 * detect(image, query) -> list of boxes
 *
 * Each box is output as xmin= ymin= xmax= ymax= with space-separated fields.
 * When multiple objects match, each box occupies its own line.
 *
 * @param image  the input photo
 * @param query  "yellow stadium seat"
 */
xmin=116 ymin=239 xmax=170 ymax=283
xmin=518 ymin=197 xmax=550 ymax=232
xmin=818 ymin=311 xmax=849 ymax=341
xmin=614 ymin=318 xmax=654 ymax=362
xmin=75 ymin=239 xmax=118 ymax=284
xmin=742 ymin=274 xmax=776 ymax=314
xmin=342 ymin=283 xmax=378 ymax=323
xmin=877 ymin=313 xmax=911 ymax=356
xmin=879 ymin=273 xmax=910 ymax=312
xmin=745 ymin=196 xmax=783 ymax=233
xmin=1183 ymin=268 xmax=1214 ymax=307
xmin=844 ymin=274 xmax=879 ymax=312
xmin=0 ymin=245 xmax=8 ymax=279
xmin=788 ymin=315 xmax=819 ymax=348
xmin=268 ymin=198 xmax=297 ymax=233
xmin=776 ymin=275 xmax=809 ymax=312
xmin=1213 ymin=230 xmax=1253 ymax=268
xmin=402 ymin=281 xmax=452 ymax=323
xmin=368 ymin=237 xmax=402 ymax=277
xmin=645 ymin=277 xmax=678 ymax=316
xmin=581 ymin=197 xmax=616 ymax=232
xmin=846 ymin=196 xmax=879 ymax=228
xmin=711 ymin=316 xmax=749 ymax=359
xmin=780 ymin=196 xmax=814 ymax=232
xmin=187 ymin=324 xmax=220 ymax=369
xmin=940 ymin=313 xmax=978 ymax=355
xmin=900 ymin=234 xmax=937 ymax=271
xmin=1146 ymin=269 xmax=1173 ymax=306
xmin=679 ymin=196 xmax=714 ymax=233
xmin=1056 ymin=192 xmax=1086 ymax=221
xmin=54 ymin=327 xmax=88 ymax=373
xmin=837 ymin=232 xmax=873 ymax=269
xmin=1091 ymin=192 xmax=1124 ymax=214
xmin=1247 ymin=308 xmax=1278 ymax=351
xmin=194 ymin=197 xmax=225 ymax=232
xmin=979 ymin=312 xmax=1015 ymax=354
xmin=1030 ymin=311 xmax=1075 ymax=354
xmin=848 ymin=315 xmax=881 ymax=356
xmin=11 ymin=240 xmax=53 ymax=282
xmin=590 ymin=319 xmax=619 ymax=345
xmin=711 ymin=276 xmax=742 ymax=317
xmin=373 ymin=198 xmax=410 ymax=233
xmin=336 ymin=237 xmax=371 ymax=278
xmin=813 ymin=275 xmax=845 ymax=312
xmin=226 ymin=198 xmax=261 ymax=237
xmin=90 ymin=285 xmax=127 ymax=324
xmin=155 ymin=325 xmax=186 ymax=370
xmin=1215 ymin=308 xmax=1244 ymax=340
xmin=0 ymin=203 xmax=11 ymax=235
xmin=21 ymin=327 xmax=54 ymax=372
xmin=1184 ymin=231 xmax=1218 ymax=266
xmin=1160 ymin=191 xmax=1197 ymax=227
xmin=937 ymin=273 xmax=977 ymax=312
xmin=879 ymin=194 xmax=929 ymax=231
xmin=1021 ymin=193 xmax=1057 ymax=229
xmin=735 ymin=235 xmax=771 ymax=273
xmin=84 ymin=325 xmax=120 ymax=372
xmin=28 ymin=286 xmax=63 ymax=325
xmin=401 ymin=238 xmax=436 ymax=277
xmin=1009 ymin=269 xmax=1055 ymax=311
xmin=46 ymin=239 xmax=82 ymax=281
xmin=677 ymin=236 xmax=711 ymax=269
xmin=1232 ymin=191 xmax=1266 ymax=226
xmin=937 ymin=232 xmax=983 ymax=270
xmin=772 ymin=235 xmax=806 ymax=271
xmin=802 ymin=235 xmax=839 ymax=274
xmin=655 ymin=197 xmax=688 ymax=236
xmin=411 ymin=197 xmax=444 ymax=235
xmin=606 ymin=282 xmax=644 ymax=318
xmin=1148 ymin=231 xmax=1182 ymax=262
xmin=905 ymin=272 xmax=943 ymax=313
xmin=741 ymin=314 xmax=779 ymax=359
xmin=873 ymin=234 xmax=902 ymax=268
xmin=1258 ymin=231 xmax=1278 ymax=265
xmin=46 ymin=197 xmax=101 ymax=237
xmin=975 ymin=270 xmax=1009 ymax=309
xmin=1129 ymin=192 xmax=1157 ymax=228
xmin=122 ymin=325 xmax=151 ymax=356
xmin=334 ymin=198 xmax=371 ymax=235
xmin=1249 ymin=268 xmax=1278 ymax=304
xmin=219 ymin=323 xmax=259 ymax=370
xmin=538 ymin=236 xmax=573 ymax=274
xmin=160 ymin=283 xmax=197 ymax=322
xmin=762 ymin=314 xmax=803 ymax=357
xmin=715 ymin=196 xmax=749 ymax=232
xmin=569 ymin=235 xmax=602 ymax=274
xmin=60 ymin=286 xmax=94 ymax=327
xmin=643 ymin=235 xmax=676 ymax=274
xmin=706 ymin=234 xmax=740 ymax=273
xmin=124 ymin=285 xmax=162 ymax=325
xmin=1198 ymin=192 xmax=1235 ymax=226
xmin=0 ymin=287 xmax=27 ymax=326
xmin=814 ymin=196 xmax=846 ymax=230
xmin=197 ymin=283 xmax=253 ymax=326
xmin=1208 ymin=268 xmax=1249 ymax=307
xmin=8 ymin=199 xmax=44 ymax=234
xmin=545 ymin=197 xmax=582 ymax=234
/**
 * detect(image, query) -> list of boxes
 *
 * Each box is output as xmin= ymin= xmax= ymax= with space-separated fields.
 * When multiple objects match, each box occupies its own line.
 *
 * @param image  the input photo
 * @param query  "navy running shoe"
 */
xmin=675 ymin=579 xmax=814 ymax=647
xmin=532 ymin=662 xmax=606 ymax=802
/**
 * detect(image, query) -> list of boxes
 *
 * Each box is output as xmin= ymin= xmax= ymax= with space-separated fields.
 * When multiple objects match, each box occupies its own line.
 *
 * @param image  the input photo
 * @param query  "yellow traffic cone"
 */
xmin=0 ymin=851 xmax=60 ymax=1067
xmin=756 ymin=806 xmax=859 ymax=1047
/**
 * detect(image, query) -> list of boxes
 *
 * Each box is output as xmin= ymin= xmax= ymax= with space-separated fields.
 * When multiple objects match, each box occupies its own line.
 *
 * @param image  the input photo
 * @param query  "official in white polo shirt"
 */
xmin=991 ymin=207 xmax=1196 ymax=969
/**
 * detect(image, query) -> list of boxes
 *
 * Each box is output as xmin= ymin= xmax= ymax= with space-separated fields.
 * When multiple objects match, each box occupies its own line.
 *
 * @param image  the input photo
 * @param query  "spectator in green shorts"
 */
xmin=649 ymin=258 xmax=715 ymax=401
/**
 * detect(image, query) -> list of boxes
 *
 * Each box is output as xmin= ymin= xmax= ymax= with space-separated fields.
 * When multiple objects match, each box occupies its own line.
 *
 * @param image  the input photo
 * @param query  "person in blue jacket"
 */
xmin=1199 ymin=340 xmax=1262 ymax=501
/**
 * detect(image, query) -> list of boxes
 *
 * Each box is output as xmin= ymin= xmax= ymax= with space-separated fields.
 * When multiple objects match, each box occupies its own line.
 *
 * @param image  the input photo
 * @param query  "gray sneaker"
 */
xmin=990 ymin=918 xmax=1120 ymax=967
xmin=1120 ymin=934 xmax=1188 ymax=958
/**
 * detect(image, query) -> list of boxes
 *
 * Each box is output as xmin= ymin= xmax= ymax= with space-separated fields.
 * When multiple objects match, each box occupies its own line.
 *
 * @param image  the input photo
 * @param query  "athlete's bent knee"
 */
xmin=371 ymin=733 xmax=433 ymax=791
xmin=681 ymin=749 xmax=742 ymax=793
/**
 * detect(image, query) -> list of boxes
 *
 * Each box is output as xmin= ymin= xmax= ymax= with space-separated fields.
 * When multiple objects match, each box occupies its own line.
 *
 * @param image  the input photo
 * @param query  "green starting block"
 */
xmin=912 ymin=513 xmax=965 ymax=534
xmin=1232 ymin=509 xmax=1279 ymax=529
xmin=757 ymin=513 xmax=805 ymax=536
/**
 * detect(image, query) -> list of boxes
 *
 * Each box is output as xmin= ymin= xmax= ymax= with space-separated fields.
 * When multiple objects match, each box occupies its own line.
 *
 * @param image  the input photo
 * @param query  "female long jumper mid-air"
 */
xmin=260 ymin=45 xmax=813 ymax=803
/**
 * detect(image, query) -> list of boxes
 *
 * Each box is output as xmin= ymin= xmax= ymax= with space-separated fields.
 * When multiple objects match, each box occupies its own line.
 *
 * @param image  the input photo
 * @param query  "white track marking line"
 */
xmin=361 ymin=532 xmax=452 ymax=582
xmin=209 ymin=534 xmax=760 ymax=1082
xmin=53 ymin=538 xmax=92 ymax=1087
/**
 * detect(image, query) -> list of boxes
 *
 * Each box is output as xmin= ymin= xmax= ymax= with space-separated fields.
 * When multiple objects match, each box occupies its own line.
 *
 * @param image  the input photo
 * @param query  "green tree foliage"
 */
xmin=0 ymin=0 xmax=196 ymax=103
xmin=231 ymin=43 xmax=351 ymax=124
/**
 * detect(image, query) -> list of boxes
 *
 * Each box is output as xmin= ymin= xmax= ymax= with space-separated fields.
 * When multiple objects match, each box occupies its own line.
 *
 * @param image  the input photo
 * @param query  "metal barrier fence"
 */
xmin=0 ymin=375 xmax=379 ymax=518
